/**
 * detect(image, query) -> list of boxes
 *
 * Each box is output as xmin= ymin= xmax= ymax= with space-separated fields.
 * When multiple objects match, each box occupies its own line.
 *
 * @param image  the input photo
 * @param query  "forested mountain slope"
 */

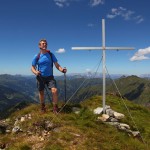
xmin=0 ymin=74 xmax=150 ymax=119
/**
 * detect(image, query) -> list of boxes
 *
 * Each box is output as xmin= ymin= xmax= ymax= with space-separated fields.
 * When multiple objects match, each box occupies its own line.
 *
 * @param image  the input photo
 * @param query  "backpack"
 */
xmin=36 ymin=50 xmax=53 ymax=68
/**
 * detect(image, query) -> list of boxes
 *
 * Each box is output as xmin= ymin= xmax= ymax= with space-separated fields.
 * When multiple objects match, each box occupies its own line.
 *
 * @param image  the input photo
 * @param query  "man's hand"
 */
xmin=62 ymin=68 xmax=67 ymax=73
xmin=35 ymin=70 xmax=41 ymax=76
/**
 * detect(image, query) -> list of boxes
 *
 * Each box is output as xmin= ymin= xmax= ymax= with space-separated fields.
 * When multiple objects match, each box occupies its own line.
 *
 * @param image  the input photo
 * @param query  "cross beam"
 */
xmin=72 ymin=47 xmax=134 ymax=50
xmin=72 ymin=19 xmax=134 ymax=114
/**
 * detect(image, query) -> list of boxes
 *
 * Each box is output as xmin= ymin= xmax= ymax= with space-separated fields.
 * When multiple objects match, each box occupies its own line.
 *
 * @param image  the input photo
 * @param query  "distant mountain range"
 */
xmin=6 ymin=72 xmax=150 ymax=79
xmin=0 ymin=74 xmax=37 ymax=119
xmin=0 ymin=74 xmax=150 ymax=119
xmin=56 ymin=72 xmax=150 ymax=80
xmin=56 ymin=72 xmax=127 ymax=79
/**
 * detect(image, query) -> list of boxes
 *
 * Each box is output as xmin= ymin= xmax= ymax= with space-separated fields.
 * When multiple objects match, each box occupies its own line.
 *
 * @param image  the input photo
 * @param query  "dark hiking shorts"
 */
xmin=36 ymin=76 xmax=57 ymax=91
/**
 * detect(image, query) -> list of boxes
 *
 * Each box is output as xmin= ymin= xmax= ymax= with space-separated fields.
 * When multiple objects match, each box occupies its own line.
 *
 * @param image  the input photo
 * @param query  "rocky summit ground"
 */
xmin=0 ymin=95 xmax=150 ymax=150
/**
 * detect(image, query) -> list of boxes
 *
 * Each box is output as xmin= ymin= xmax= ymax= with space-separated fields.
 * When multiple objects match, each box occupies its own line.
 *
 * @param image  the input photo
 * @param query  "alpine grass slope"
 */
xmin=0 ymin=94 xmax=150 ymax=150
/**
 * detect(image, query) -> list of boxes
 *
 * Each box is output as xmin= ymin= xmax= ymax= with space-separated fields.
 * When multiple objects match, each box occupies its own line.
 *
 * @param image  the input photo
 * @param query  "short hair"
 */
xmin=39 ymin=39 xmax=47 ymax=45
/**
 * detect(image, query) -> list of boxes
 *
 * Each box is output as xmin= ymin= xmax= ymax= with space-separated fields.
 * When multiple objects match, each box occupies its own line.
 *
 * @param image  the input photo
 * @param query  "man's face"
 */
xmin=39 ymin=41 xmax=47 ymax=50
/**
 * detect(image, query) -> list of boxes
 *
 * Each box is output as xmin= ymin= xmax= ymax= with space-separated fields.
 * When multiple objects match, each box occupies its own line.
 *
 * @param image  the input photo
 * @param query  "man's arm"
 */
xmin=31 ymin=66 xmax=41 ymax=76
xmin=54 ymin=62 xmax=67 ymax=73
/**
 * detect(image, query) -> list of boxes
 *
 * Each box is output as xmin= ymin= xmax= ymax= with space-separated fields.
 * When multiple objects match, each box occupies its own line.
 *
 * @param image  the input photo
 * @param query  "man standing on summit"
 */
xmin=31 ymin=39 xmax=67 ymax=113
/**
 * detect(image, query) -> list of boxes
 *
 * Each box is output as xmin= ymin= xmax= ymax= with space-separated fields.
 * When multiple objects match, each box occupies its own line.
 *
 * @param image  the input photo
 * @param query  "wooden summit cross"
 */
xmin=72 ymin=19 xmax=134 ymax=114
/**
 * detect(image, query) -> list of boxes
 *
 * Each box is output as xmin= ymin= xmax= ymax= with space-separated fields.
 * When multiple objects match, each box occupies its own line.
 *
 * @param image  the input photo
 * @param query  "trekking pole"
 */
xmin=64 ymin=67 xmax=67 ymax=103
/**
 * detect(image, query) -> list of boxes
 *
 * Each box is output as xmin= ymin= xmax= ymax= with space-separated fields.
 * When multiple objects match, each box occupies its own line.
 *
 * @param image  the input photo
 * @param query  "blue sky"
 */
xmin=0 ymin=0 xmax=150 ymax=76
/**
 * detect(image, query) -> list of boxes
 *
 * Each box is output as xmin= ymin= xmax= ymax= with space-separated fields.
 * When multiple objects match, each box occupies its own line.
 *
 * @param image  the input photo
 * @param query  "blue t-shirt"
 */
xmin=32 ymin=52 xmax=57 ymax=77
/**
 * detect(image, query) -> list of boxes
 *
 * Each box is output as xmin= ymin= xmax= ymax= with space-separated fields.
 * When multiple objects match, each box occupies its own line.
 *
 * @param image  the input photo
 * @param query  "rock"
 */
xmin=106 ymin=109 xmax=115 ymax=117
xmin=14 ymin=120 xmax=19 ymax=126
xmin=109 ymin=117 xmax=118 ymax=122
xmin=98 ymin=114 xmax=109 ymax=122
xmin=131 ymin=131 xmax=140 ymax=137
xmin=12 ymin=126 xmax=22 ymax=133
xmin=114 ymin=112 xmax=125 ymax=119
xmin=102 ymin=114 xmax=109 ymax=119
xmin=93 ymin=107 xmax=103 ymax=114
xmin=39 ymin=136 xmax=44 ymax=141
xmin=126 ymin=129 xmax=132 ymax=134
xmin=72 ymin=107 xmax=80 ymax=114
xmin=117 ymin=125 xmax=126 ymax=131
xmin=28 ymin=114 xmax=32 ymax=119
xmin=20 ymin=117 xmax=26 ymax=122
xmin=105 ymin=105 xmax=111 ymax=110
xmin=98 ymin=116 xmax=106 ymax=122
xmin=119 ymin=123 xmax=130 ymax=129
xmin=70 ymin=132 xmax=81 ymax=137
xmin=6 ymin=129 xmax=11 ymax=133
xmin=45 ymin=121 xmax=55 ymax=131
xmin=95 ymin=106 xmax=140 ymax=138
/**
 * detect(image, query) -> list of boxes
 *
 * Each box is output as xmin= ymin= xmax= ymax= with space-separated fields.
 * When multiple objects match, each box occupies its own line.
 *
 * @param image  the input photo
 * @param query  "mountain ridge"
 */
xmin=0 ymin=74 xmax=150 ymax=120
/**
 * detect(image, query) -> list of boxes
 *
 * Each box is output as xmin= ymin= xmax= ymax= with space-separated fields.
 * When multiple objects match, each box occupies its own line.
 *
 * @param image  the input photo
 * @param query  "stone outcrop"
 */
xmin=94 ymin=106 xmax=140 ymax=138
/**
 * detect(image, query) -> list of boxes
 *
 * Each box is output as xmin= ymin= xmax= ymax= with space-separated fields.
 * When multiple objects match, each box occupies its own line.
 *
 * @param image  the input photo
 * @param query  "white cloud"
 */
xmin=53 ymin=0 xmax=80 ymax=7
xmin=56 ymin=48 xmax=66 ymax=53
xmin=54 ymin=0 xmax=104 ymax=7
xmin=87 ymin=23 xmax=94 ymax=27
xmin=86 ymin=68 xmax=91 ymax=72
xmin=134 ymin=15 xmax=144 ymax=24
xmin=90 ymin=0 xmax=104 ymax=7
xmin=130 ymin=47 xmax=150 ymax=61
xmin=107 ymin=7 xmax=134 ymax=20
xmin=106 ymin=14 xmax=116 ymax=19
xmin=54 ymin=0 xmax=69 ymax=8
xmin=107 ymin=7 xmax=144 ymax=24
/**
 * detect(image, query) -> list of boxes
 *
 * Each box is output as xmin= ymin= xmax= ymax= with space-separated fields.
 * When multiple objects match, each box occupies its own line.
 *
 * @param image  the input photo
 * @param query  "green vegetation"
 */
xmin=1 ymin=74 xmax=150 ymax=120
xmin=107 ymin=75 xmax=150 ymax=106
xmin=0 ymin=95 xmax=150 ymax=150
xmin=0 ymin=74 xmax=150 ymax=149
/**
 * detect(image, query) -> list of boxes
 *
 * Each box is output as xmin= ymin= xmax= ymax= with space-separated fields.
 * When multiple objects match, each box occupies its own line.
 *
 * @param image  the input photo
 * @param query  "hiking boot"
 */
xmin=41 ymin=103 xmax=46 ymax=113
xmin=53 ymin=104 xmax=59 ymax=114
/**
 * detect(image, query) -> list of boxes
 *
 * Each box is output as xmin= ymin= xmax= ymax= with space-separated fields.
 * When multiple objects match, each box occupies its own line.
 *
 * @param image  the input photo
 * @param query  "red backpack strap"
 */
xmin=46 ymin=50 xmax=53 ymax=68
xmin=36 ymin=50 xmax=52 ymax=63
xmin=46 ymin=50 xmax=50 ymax=53
xmin=36 ymin=53 xmax=41 ymax=62
xmin=36 ymin=50 xmax=50 ymax=62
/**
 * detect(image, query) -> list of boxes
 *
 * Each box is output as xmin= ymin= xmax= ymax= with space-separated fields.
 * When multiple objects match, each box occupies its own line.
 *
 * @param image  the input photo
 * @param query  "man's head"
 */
xmin=39 ymin=39 xmax=47 ymax=50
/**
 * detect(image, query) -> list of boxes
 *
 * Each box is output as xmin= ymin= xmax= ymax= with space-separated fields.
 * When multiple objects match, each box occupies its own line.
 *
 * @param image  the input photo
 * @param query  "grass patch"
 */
xmin=0 ymin=95 xmax=150 ymax=150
